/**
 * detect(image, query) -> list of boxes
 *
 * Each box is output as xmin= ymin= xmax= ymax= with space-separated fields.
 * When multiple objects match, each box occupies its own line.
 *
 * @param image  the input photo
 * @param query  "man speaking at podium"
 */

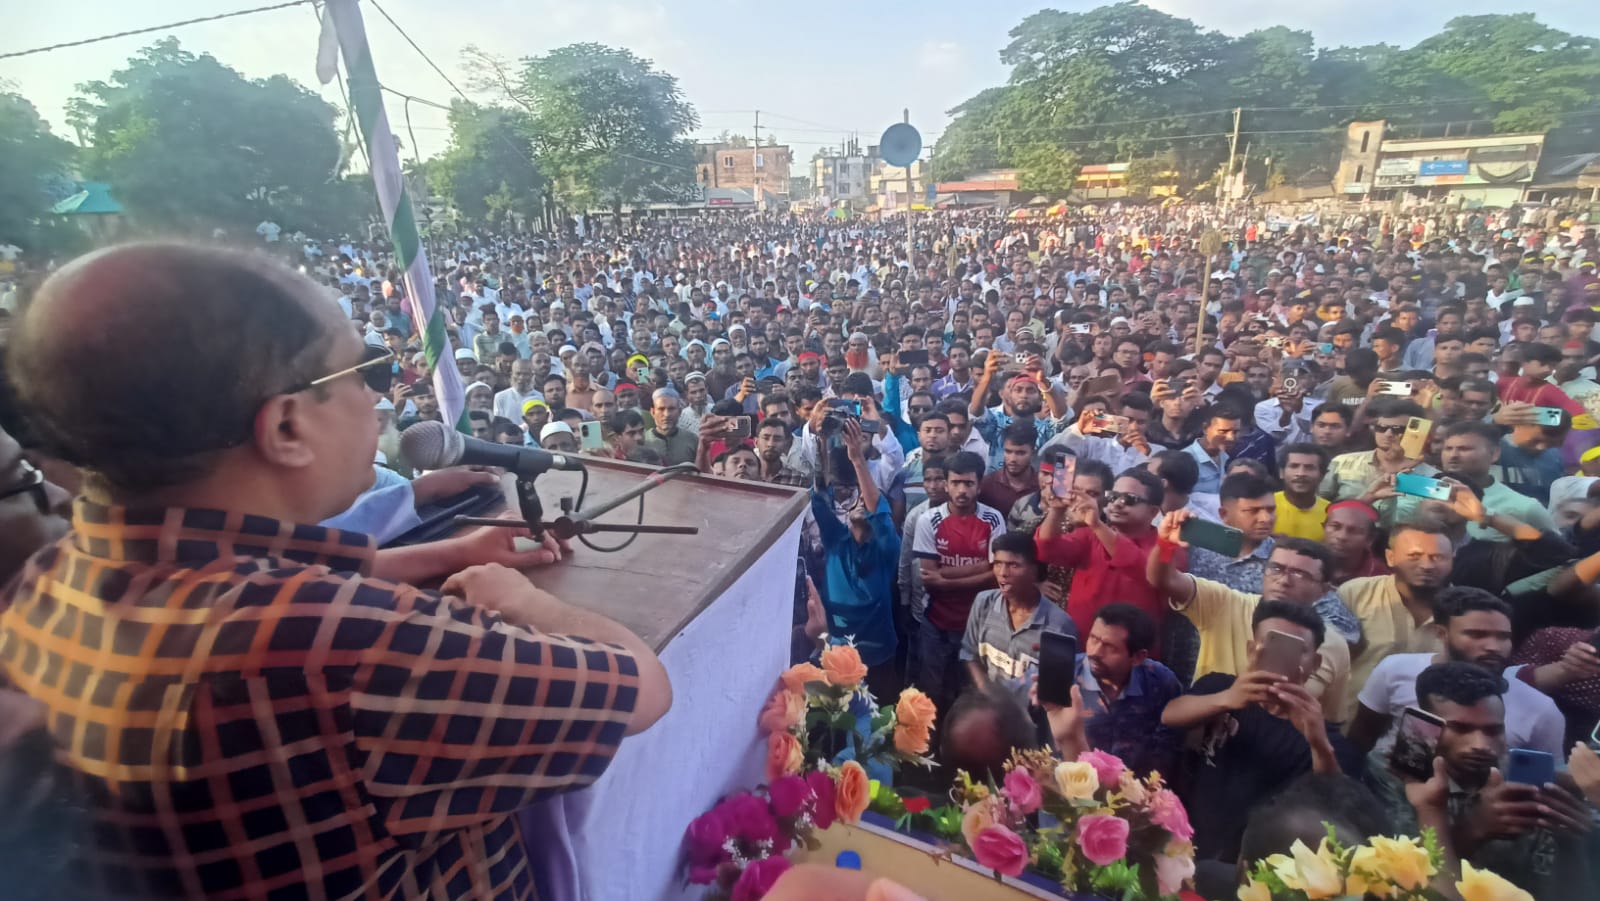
xmin=0 ymin=243 xmax=671 ymax=900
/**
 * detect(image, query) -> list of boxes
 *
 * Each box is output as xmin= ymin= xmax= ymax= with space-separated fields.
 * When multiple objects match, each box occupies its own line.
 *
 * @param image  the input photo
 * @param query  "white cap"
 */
xmin=454 ymin=348 xmax=476 ymax=361
xmin=374 ymin=398 xmax=395 ymax=411
xmin=540 ymin=422 xmax=574 ymax=441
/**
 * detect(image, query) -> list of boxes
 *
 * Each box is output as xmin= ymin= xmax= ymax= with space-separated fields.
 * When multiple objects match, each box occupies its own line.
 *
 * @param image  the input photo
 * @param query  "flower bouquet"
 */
xmin=683 ymin=649 xmax=942 ymax=900
xmin=1238 ymin=827 xmax=1533 ymax=901
xmin=762 ymin=647 xmax=939 ymax=784
xmin=954 ymin=749 xmax=1196 ymax=900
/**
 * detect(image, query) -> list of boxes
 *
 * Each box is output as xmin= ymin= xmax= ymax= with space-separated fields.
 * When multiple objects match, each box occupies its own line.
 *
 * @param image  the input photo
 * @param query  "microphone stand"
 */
xmin=455 ymin=462 xmax=702 ymax=544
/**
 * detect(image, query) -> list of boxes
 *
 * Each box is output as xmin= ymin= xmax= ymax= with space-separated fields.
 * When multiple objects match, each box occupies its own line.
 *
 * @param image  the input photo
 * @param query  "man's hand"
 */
xmin=736 ymin=377 xmax=756 ymax=401
xmin=1071 ymin=494 xmax=1102 ymax=529
xmin=1039 ymin=579 xmax=1068 ymax=604
xmin=1157 ymin=508 xmax=1191 ymax=545
xmin=1569 ymin=743 xmax=1600 ymax=808
xmin=450 ymin=517 xmax=568 ymax=570
xmin=411 ymin=467 xmax=502 ymax=505
xmin=842 ymin=420 xmax=867 ymax=464
xmin=1222 ymin=670 xmax=1287 ymax=711
xmin=1123 ymin=422 xmax=1151 ymax=454
xmin=1551 ymin=642 xmax=1600 ymax=685
xmin=1466 ymin=769 xmax=1545 ymax=842
xmin=1150 ymin=379 xmax=1175 ymax=403
xmin=1401 ymin=756 xmax=1451 ymax=816
xmin=1360 ymin=472 xmax=1401 ymax=504
xmin=880 ymin=350 xmax=907 ymax=377
xmin=441 ymin=562 xmax=570 ymax=627
xmin=1032 ymin=683 xmax=1089 ymax=755
xmin=983 ymin=349 xmax=1003 ymax=377
xmin=698 ymin=413 xmax=728 ymax=445
xmin=808 ymin=400 xmax=830 ymax=434
xmin=1493 ymin=401 xmax=1541 ymax=427
xmin=391 ymin=382 xmax=414 ymax=408
xmin=1537 ymin=779 xmax=1594 ymax=835
xmin=1076 ymin=407 xmax=1100 ymax=434
xmin=803 ymin=576 xmax=827 ymax=641
xmin=1269 ymin=681 xmax=1327 ymax=740
xmin=1443 ymin=478 xmax=1487 ymax=523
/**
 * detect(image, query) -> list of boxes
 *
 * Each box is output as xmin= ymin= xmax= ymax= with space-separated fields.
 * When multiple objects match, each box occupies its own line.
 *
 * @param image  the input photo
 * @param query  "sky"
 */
xmin=3 ymin=0 xmax=1593 ymax=175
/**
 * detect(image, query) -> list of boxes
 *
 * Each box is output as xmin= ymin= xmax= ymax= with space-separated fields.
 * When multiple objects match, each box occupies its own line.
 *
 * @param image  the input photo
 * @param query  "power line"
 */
xmin=366 ymin=0 xmax=471 ymax=102
xmin=0 ymin=0 xmax=314 ymax=61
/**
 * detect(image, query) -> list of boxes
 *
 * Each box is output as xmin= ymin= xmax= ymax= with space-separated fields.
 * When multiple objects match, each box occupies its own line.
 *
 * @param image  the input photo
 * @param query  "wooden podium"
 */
xmin=507 ymin=457 xmax=808 ymax=901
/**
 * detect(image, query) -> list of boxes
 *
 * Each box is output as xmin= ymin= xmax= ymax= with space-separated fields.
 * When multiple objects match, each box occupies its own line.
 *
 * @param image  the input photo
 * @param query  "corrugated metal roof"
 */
xmin=50 ymin=181 xmax=123 ymax=215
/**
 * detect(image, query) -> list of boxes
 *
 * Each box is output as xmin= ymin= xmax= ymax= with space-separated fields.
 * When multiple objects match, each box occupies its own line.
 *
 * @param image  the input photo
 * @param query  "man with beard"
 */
xmin=978 ymin=422 xmax=1039 ymax=515
xmin=1323 ymin=500 xmax=1391 ymax=585
xmin=1149 ymin=518 xmax=1351 ymax=720
xmin=493 ymin=358 xmax=543 ymax=422
xmin=753 ymin=417 xmax=808 ymax=487
xmin=902 ymin=410 xmax=952 ymax=510
xmin=1339 ymin=522 xmax=1455 ymax=719
xmin=968 ymin=351 xmax=1068 ymax=472
xmin=1387 ymin=662 xmax=1594 ymax=900
xmin=1349 ymin=587 xmax=1563 ymax=759
xmin=1276 ymin=444 xmax=1330 ymax=541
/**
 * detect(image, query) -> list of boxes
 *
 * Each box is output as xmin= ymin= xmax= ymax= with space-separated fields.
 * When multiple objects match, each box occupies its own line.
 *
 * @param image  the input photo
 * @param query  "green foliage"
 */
xmin=68 ymin=38 xmax=352 ymax=235
xmin=1124 ymin=157 xmax=1171 ymax=201
xmin=508 ymin=43 xmax=698 ymax=213
xmin=1014 ymin=144 xmax=1079 ymax=196
xmin=427 ymin=101 xmax=543 ymax=230
xmin=933 ymin=5 xmax=1600 ymax=184
xmin=0 ymin=90 xmax=75 ymax=248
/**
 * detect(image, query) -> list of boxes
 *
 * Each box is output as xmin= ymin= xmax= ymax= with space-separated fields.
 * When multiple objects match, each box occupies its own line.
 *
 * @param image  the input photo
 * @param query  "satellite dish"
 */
xmin=879 ymin=123 xmax=922 ymax=168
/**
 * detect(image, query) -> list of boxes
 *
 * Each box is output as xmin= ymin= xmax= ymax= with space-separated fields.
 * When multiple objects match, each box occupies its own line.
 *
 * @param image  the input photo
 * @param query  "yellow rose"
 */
xmin=960 ymin=795 xmax=1004 ymax=848
xmin=1457 ymin=861 xmax=1535 ymax=901
xmin=1236 ymin=878 xmax=1271 ymax=901
xmin=1364 ymin=835 xmax=1435 ymax=891
xmin=1343 ymin=848 xmax=1394 ymax=900
xmin=1271 ymin=839 xmax=1343 ymax=900
xmin=1053 ymin=760 xmax=1100 ymax=800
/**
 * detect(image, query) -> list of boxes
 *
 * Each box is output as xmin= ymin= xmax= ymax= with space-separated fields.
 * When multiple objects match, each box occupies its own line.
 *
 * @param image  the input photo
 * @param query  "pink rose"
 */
xmin=768 ymin=775 xmax=810 ymax=819
xmin=1147 ymin=788 xmax=1194 ymax=842
xmin=1003 ymin=769 xmax=1043 ymax=815
xmin=731 ymin=855 xmax=792 ymax=901
xmin=685 ymin=806 xmax=732 ymax=863
xmin=1077 ymin=749 xmax=1127 ymax=788
xmin=805 ymin=771 xmax=838 ymax=830
xmin=971 ymin=825 xmax=1030 ymax=877
xmin=1076 ymin=814 xmax=1130 ymax=867
xmin=724 ymin=793 xmax=781 ymax=847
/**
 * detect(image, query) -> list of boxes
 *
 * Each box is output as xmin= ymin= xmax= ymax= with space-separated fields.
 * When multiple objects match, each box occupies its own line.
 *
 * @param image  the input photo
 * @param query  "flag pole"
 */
xmin=320 ymin=0 xmax=468 ymax=431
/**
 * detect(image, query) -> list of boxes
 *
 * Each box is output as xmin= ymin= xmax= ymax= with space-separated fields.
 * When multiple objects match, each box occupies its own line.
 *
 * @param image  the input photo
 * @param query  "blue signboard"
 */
xmin=1419 ymin=160 xmax=1470 ymax=176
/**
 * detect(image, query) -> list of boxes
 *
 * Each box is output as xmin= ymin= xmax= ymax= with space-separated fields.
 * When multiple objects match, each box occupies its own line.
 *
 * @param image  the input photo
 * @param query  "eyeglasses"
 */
xmin=1371 ymin=423 xmax=1406 ymax=435
xmin=1105 ymin=491 xmax=1151 ymax=507
xmin=298 ymin=345 xmax=396 ymax=394
xmin=1265 ymin=561 xmax=1321 ymax=584
xmin=0 ymin=460 xmax=51 ymax=515
xmin=908 ymin=406 xmax=934 ymax=416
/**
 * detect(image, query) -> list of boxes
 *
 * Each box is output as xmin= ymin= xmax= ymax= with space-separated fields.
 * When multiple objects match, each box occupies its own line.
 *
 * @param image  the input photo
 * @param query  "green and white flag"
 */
xmin=318 ymin=0 xmax=467 ymax=431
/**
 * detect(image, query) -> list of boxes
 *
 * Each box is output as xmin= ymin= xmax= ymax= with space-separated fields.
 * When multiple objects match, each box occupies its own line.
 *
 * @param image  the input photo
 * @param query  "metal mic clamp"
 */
xmin=455 ymin=463 xmax=702 ymax=547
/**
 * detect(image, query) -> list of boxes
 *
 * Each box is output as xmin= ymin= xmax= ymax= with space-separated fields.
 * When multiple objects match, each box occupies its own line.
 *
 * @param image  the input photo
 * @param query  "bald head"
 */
xmin=9 ymin=243 xmax=335 ymax=493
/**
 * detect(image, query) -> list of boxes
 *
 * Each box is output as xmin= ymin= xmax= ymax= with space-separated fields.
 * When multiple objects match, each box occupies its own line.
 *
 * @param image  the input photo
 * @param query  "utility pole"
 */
xmin=904 ymin=108 xmax=915 ymax=268
xmin=752 ymin=110 xmax=762 ymax=209
xmin=1224 ymin=107 xmax=1242 ymax=205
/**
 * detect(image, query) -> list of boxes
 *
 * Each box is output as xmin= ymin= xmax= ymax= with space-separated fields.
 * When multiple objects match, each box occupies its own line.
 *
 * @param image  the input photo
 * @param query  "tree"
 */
xmin=0 ymin=89 xmax=75 ymax=248
xmin=1124 ymin=156 xmax=1171 ymax=200
xmin=1403 ymin=15 xmax=1600 ymax=133
xmin=1014 ymin=144 xmax=1079 ymax=195
xmin=67 ymin=39 xmax=349 ymax=234
xmin=487 ymin=43 xmax=698 ymax=216
xmin=427 ymin=100 xmax=543 ymax=230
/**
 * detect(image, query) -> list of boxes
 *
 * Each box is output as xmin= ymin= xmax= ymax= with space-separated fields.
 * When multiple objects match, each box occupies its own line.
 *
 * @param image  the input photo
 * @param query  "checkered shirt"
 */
xmin=0 ymin=501 xmax=640 ymax=900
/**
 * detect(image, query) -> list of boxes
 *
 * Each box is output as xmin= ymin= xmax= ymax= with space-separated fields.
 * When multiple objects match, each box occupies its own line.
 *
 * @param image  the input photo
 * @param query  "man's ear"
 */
xmin=253 ymin=394 xmax=318 ymax=469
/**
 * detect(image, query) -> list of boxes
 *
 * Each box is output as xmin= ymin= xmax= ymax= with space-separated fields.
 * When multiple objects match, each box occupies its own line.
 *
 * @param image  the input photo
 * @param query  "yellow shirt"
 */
xmin=1274 ymin=492 xmax=1329 ymax=541
xmin=1337 ymin=574 xmax=1442 ymax=721
xmin=1176 ymin=576 xmax=1351 ymax=722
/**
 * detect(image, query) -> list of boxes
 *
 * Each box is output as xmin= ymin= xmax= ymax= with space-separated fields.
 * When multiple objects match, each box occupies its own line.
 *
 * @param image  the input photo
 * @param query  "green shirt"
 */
xmin=642 ymin=425 xmax=699 ymax=466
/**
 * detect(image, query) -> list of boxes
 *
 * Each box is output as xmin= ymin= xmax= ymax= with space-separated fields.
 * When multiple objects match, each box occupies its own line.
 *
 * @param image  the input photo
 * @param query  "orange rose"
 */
xmin=834 ymin=760 xmax=871 ymax=824
xmin=780 ymin=662 xmax=828 ymax=694
xmin=892 ymin=722 xmax=931 ymax=755
xmin=895 ymin=687 xmax=937 ymax=732
xmin=765 ymin=731 xmax=804 ymax=783
xmin=820 ymin=645 xmax=868 ymax=689
xmin=758 ymin=689 xmax=807 ymax=734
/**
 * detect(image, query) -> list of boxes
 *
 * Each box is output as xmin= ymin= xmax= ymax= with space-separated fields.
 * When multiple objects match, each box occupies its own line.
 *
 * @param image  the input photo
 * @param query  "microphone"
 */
xmin=400 ymin=420 xmax=585 ymax=477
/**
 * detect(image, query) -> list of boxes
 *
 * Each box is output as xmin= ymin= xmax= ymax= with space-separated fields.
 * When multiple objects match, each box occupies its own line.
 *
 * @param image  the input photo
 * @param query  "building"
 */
xmin=812 ymin=151 xmax=876 ymax=205
xmin=869 ymin=159 xmax=930 ymax=211
xmin=693 ymin=142 xmax=794 ymax=206
xmin=1526 ymin=152 xmax=1600 ymax=203
xmin=933 ymin=169 xmax=1022 ymax=207
xmin=1333 ymin=121 xmax=1546 ymax=207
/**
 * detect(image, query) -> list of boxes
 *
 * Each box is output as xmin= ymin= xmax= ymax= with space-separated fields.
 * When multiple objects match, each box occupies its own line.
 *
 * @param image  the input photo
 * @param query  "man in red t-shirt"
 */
xmin=1035 ymin=466 xmax=1174 ymax=640
xmin=913 ymin=450 xmax=1005 ymax=708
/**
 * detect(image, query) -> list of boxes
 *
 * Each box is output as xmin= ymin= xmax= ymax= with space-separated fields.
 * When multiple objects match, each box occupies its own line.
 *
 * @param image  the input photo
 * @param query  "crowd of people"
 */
xmin=3 ymin=197 xmax=1600 ymax=899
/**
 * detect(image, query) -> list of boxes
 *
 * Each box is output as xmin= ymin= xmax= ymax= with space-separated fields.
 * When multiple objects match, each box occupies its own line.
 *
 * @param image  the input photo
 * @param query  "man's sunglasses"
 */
xmin=1105 ymin=491 xmax=1152 ymax=507
xmin=1371 ymin=423 xmax=1406 ymax=435
xmin=297 ymin=345 xmax=395 ymax=395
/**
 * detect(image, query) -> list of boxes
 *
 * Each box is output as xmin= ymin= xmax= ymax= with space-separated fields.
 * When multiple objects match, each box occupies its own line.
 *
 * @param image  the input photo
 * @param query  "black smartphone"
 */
xmin=1389 ymin=706 xmax=1445 ymax=781
xmin=899 ymin=349 xmax=930 ymax=367
xmin=1180 ymin=518 xmax=1244 ymax=557
xmin=1036 ymin=631 xmax=1077 ymax=707
xmin=408 ymin=385 xmax=432 ymax=398
xmin=1505 ymin=748 xmax=1556 ymax=786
